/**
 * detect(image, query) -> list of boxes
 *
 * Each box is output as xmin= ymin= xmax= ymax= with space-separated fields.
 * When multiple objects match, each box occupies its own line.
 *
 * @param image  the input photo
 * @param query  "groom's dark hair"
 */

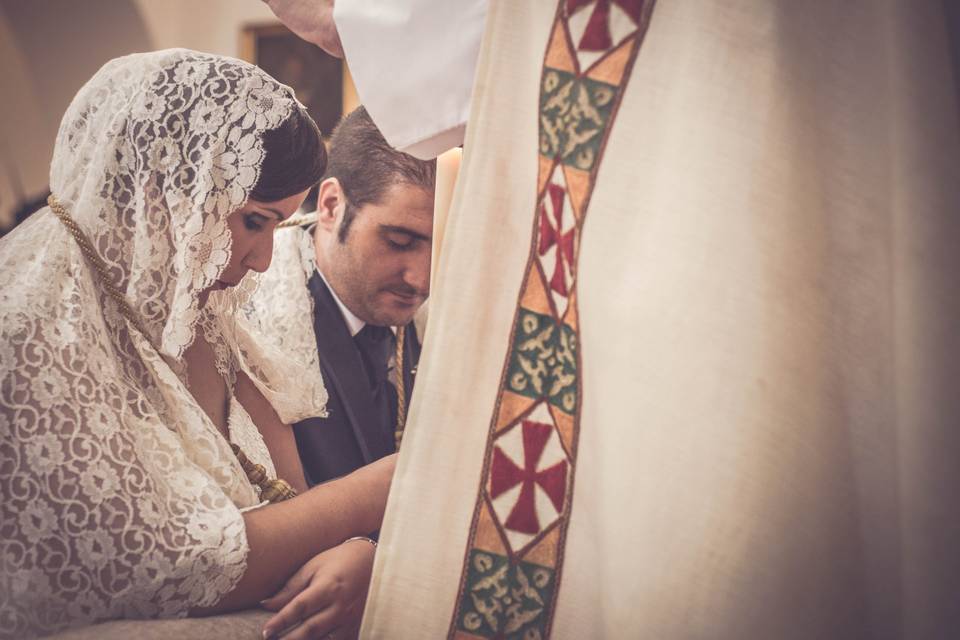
xmin=323 ymin=106 xmax=436 ymax=242
xmin=250 ymin=105 xmax=327 ymax=202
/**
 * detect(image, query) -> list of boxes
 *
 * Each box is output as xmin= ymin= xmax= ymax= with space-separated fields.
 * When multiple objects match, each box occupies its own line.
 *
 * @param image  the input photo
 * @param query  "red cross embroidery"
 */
xmin=490 ymin=420 xmax=568 ymax=535
xmin=566 ymin=0 xmax=645 ymax=51
xmin=538 ymin=183 xmax=576 ymax=300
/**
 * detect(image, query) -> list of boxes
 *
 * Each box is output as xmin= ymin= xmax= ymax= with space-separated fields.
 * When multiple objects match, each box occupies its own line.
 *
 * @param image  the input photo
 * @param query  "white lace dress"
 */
xmin=0 ymin=50 xmax=326 ymax=639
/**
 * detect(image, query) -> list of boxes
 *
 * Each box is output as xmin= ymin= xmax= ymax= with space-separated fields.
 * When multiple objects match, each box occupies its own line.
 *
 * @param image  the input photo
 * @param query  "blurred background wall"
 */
xmin=1 ymin=1 xmax=957 ymax=233
xmin=0 ymin=0 xmax=356 ymax=232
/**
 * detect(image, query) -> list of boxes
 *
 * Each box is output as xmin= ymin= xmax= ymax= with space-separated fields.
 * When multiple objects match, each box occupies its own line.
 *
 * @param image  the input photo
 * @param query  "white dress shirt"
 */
xmin=315 ymin=266 xmax=366 ymax=337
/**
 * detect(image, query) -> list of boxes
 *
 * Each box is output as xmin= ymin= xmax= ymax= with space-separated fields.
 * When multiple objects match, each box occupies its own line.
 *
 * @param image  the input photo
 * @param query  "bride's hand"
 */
xmin=260 ymin=538 xmax=376 ymax=639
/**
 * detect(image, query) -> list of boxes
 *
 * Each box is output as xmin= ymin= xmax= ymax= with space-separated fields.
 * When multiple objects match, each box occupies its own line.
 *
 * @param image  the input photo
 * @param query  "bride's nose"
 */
xmin=244 ymin=234 xmax=274 ymax=274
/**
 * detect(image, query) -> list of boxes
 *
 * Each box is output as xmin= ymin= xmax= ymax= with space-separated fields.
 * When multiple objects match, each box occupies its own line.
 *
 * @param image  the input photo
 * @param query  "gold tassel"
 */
xmin=231 ymin=445 xmax=298 ymax=502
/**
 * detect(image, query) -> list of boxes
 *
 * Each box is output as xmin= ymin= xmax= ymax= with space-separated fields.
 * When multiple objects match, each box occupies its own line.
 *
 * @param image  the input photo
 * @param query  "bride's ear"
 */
xmin=316 ymin=177 xmax=343 ymax=232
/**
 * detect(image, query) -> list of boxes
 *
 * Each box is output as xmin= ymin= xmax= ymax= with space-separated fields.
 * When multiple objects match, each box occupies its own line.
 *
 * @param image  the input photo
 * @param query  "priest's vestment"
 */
xmin=363 ymin=2 xmax=960 ymax=638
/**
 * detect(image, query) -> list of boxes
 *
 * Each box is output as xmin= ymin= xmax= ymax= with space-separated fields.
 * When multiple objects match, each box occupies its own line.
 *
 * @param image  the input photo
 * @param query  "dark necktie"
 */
xmin=354 ymin=324 xmax=397 ymax=442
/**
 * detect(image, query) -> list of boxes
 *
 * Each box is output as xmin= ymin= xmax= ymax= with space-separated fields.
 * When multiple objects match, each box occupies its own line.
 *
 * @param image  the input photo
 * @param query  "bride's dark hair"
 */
xmin=250 ymin=105 xmax=327 ymax=202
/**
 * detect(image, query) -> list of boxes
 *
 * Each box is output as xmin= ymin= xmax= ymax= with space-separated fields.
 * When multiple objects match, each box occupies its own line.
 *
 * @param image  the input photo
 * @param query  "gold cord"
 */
xmin=275 ymin=212 xmax=318 ymax=229
xmin=48 ymin=196 xmax=151 ymax=339
xmin=395 ymin=325 xmax=406 ymax=449
xmin=48 ymin=195 xmax=297 ymax=503
xmin=276 ymin=219 xmax=411 ymax=451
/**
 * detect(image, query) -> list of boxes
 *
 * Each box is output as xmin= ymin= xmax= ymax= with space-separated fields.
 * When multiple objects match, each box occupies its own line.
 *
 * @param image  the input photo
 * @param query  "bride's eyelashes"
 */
xmin=244 ymin=212 xmax=268 ymax=231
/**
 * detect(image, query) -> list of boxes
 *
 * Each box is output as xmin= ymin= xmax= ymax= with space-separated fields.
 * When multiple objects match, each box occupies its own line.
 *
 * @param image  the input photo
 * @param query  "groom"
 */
xmin=296 ymin=107 xmax=435 ymax=485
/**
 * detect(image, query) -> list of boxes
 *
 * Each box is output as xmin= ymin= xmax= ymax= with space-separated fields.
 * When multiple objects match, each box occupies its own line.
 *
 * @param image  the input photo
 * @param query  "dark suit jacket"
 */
xmin=294 ymin=272 xmax=420 ymax=486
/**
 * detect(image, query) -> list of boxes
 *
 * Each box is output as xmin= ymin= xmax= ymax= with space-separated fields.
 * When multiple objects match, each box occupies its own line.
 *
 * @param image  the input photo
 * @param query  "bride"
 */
xmin=0 ymin=49 xmax=391 ymax=638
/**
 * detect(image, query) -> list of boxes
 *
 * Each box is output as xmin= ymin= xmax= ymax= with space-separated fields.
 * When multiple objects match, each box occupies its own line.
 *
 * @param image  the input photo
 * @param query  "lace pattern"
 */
xmin=0 ymin=50 xmax=317 ymax=638
xmin=229 ymin=397 xmax=278 ymax=483
xmin=238 ymin=224 xmax=328 ymax=424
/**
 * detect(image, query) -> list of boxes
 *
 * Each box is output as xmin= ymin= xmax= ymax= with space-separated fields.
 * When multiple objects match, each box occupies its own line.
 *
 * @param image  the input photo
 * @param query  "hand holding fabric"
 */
xmin=260 ymin=539 xmax=376 ymax=639
xmin=263 ymin=0 xmax=343 ymax=57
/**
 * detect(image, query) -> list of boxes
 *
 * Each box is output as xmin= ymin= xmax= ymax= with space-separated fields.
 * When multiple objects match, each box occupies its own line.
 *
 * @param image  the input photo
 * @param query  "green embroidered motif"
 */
xmin=456 ymin=550 xmax=556 ymax=639
xmin=506 ymin=308 xmax=577 ymax=415
xmin=539 ymin=68 xmax=619 ymax=171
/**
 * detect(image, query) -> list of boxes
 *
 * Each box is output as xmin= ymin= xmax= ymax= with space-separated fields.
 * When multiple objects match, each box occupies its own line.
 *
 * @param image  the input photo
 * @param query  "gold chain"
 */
xmin=47 ymin=195 xmax=297 ymax=503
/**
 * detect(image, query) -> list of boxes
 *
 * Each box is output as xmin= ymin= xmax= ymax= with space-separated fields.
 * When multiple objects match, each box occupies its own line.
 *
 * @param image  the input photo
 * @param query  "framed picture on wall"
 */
xmin=241 ymin=23 xmax=358 ymax=211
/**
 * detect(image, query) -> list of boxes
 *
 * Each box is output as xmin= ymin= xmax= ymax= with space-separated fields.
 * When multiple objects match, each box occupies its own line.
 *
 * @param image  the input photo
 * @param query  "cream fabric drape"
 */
xmin=334 ymin=0 xmax=486 ymax=159
xmin=363 ymin=1 xmax=960 ymax=638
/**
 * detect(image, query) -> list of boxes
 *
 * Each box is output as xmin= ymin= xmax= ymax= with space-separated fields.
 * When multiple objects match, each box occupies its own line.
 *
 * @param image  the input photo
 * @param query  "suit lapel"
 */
xmin=307 ymin=272 xmax=386 ymax=464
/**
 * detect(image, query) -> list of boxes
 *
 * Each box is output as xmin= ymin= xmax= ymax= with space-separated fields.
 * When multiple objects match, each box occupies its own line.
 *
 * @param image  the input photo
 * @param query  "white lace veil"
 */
xmin=0 ymin=49 xmax=324 ymax=636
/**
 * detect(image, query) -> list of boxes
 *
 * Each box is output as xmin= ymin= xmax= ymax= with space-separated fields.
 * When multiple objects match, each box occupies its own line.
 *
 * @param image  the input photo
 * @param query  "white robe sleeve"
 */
xmin=333 ymin=0 xmax=487 ymax=159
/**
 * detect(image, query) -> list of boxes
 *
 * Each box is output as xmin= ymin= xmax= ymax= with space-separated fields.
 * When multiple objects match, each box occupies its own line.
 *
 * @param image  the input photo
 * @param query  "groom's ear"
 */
xmin=315 ymin=177 xmax=343 ymax=233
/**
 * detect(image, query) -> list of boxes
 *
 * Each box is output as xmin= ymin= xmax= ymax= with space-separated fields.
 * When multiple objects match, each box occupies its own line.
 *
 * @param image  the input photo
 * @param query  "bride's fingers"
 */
xmin=260 ymin=563 xmax=315 ymax=612
xmin=262 ymin=582 xmax=336 ymax=639
xmin=279 ymin=610 xmax=342 ymax=640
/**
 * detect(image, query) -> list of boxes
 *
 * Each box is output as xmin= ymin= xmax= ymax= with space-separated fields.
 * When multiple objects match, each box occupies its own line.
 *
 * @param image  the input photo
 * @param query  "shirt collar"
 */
xmin=315 ymin=267 xmax=366 ymax=337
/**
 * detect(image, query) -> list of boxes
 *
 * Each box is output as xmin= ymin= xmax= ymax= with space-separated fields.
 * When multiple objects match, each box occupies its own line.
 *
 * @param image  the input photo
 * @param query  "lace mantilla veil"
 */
xmin=0 ymin=49 xmax=327 ymax=637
